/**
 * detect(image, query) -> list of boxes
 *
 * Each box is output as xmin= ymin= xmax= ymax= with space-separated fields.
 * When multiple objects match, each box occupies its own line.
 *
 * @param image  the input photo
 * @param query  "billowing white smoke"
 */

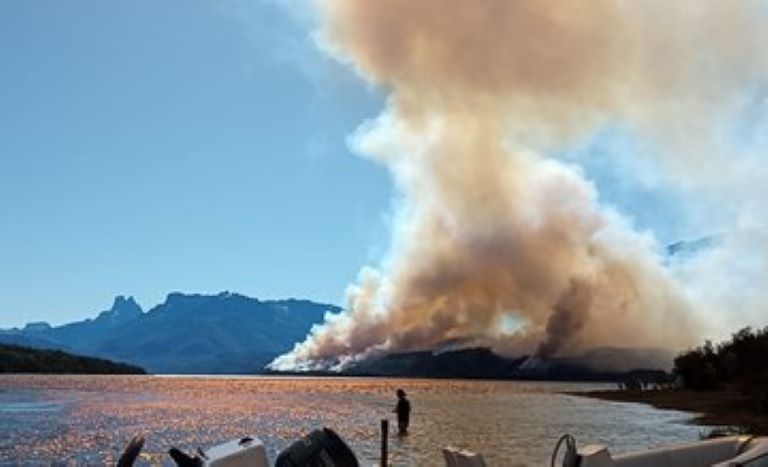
xmin=270 ymin=0 xmax=768 ymax=371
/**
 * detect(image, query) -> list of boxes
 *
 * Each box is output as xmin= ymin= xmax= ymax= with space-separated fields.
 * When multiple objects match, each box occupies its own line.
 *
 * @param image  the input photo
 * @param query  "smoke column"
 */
xmin=271 ymin=0 xmax=768 ymax=371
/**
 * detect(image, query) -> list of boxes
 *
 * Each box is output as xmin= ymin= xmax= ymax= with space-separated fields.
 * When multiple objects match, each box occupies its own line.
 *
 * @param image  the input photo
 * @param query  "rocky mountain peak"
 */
xmin=99 ymin=295 xmax=143 ymax=323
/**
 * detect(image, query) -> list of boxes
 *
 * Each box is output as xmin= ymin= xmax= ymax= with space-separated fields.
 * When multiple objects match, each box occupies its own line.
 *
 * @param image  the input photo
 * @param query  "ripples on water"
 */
xmin=0 ymin=375 xmax=705 ymax=466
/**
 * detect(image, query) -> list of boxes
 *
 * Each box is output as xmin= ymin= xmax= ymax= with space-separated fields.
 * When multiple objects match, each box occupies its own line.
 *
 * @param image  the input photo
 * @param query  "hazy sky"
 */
xmin=0 ymin=1 xmax=696 ymax=328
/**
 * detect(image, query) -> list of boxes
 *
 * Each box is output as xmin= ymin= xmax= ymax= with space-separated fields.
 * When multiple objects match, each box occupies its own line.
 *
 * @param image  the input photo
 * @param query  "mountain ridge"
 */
xmin=266 ymin=347 xmax=672 ymax=382
xmin=0 ymin=292 xmax=340 ymax=374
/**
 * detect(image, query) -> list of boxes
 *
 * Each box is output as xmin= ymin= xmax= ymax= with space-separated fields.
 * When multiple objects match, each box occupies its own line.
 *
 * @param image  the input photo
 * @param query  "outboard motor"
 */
xmin=275 ymin=428 xmax=359 ymax=467
xmin=169 ymin=436 xmax=269 ymax=467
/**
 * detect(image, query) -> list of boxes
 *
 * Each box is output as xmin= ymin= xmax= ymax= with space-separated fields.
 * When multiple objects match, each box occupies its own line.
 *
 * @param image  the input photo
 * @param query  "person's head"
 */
xmin=396 ymin=389 xmax=406 ymax=399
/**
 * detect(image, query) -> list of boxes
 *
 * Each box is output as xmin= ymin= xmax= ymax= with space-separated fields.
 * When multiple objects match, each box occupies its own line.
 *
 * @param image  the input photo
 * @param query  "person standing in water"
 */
xmin=393 ymin=389 xmax=411 ymax=436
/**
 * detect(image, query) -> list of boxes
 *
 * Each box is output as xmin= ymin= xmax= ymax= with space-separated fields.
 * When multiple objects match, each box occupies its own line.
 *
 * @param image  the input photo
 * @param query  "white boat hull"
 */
xmin=577 ymin=435 xmax=768 ymax=467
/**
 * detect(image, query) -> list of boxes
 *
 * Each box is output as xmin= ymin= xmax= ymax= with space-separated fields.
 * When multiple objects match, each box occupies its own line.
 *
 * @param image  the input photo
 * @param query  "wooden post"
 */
xmin=380 ymin=418 xmax=389 ymax=466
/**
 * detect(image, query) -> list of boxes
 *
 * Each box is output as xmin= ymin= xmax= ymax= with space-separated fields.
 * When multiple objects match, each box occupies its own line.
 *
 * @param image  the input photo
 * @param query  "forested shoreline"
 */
xmin=0 ymin=343 xmax=146 ymax=374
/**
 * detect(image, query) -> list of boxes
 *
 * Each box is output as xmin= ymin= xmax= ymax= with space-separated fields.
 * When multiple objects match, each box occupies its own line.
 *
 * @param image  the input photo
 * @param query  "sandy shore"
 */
xmin=570 ymin=389 xmax=768 ymax=434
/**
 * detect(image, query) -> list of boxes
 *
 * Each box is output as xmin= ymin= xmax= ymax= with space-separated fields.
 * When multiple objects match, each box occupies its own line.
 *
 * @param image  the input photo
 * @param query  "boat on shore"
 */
xmin=555 ymin=433 xmax=768 ymax=467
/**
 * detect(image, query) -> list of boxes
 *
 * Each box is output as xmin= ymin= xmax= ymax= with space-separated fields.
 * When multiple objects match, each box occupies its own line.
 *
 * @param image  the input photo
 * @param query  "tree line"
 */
xmin=674 ymin=326 xmax=768 ymax=414
xmin=0 ymin=343 xmax=146 ymax=374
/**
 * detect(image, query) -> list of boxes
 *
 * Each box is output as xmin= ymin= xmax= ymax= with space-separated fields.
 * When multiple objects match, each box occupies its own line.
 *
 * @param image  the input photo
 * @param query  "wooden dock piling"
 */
xmin=380 ymin=418 xmax=389 ymax=466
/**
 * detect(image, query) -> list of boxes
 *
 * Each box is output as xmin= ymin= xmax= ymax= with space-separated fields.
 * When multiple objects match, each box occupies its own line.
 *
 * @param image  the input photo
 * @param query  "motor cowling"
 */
xmin=275 ymin=428 xmax=359 ymax=467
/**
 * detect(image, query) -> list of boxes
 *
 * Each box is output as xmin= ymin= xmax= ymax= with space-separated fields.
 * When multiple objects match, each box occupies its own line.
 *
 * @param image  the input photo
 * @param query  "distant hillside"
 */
xmin=0 ymin=293 xmax=339 ymax=374
xmin=0 ymin=343 xmax=145 ymax=374
xmin=331 ymin=347 xmax=671 ymax=381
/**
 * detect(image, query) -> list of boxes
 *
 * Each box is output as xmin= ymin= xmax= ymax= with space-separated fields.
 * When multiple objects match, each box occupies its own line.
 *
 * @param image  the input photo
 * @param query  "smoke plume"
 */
xmin=270 ymin=0 xmax=768 ymax=371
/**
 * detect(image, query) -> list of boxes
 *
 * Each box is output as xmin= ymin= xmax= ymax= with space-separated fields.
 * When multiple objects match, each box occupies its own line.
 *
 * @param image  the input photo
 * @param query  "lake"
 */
xmin=0 ymin=375 xmax=708 ymax=466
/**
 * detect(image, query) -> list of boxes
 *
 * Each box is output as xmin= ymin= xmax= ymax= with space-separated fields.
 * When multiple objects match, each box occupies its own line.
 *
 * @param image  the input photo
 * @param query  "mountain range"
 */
xmin=1 ymin=291 xmax=677 ymax=378
xmin=0 ymin=293 xmax=338 ymax=374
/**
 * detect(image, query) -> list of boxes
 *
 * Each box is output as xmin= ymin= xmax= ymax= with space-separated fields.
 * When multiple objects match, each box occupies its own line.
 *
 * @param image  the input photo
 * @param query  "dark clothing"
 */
xmin=395 ymin=397 xmax=410 ymax=435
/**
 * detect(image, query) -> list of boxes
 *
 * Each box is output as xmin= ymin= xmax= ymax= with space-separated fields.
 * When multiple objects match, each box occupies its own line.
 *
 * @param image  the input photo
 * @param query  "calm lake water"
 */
xmin=0 ymin=375 xmax=708 ymax=466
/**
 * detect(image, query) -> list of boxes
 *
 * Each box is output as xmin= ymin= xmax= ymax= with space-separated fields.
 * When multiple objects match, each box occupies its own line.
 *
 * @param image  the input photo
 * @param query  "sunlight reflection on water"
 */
xmin=0 ymin=375 xmax=706 ymax=466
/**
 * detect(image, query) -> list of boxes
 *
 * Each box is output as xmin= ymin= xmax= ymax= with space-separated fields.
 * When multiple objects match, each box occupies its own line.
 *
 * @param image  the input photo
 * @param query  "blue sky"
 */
xmin=0 ymin=1 xmax=699 ymax=328
xmin=0 ymin=0 xmax=393 ymax=327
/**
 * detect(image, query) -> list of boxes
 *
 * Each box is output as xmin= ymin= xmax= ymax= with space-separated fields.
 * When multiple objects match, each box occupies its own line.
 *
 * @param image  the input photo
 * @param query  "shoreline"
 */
xmin=569 ymin=389 xmax=768 ymax=433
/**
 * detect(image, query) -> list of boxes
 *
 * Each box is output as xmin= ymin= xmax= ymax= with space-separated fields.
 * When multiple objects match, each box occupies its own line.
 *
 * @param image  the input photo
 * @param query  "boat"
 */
xmin=117 ymin=428 xmax=359 ymax=467
xmin=552 ymin=433 xmax=768 ymax=467
xmin=115 ymin=429 xmax=768 ymax=466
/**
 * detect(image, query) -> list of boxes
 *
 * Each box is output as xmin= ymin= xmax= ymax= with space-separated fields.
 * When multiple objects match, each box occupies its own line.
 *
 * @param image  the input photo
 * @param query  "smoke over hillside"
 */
xmin=270 ymin=0 xmax=768 ymax=371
